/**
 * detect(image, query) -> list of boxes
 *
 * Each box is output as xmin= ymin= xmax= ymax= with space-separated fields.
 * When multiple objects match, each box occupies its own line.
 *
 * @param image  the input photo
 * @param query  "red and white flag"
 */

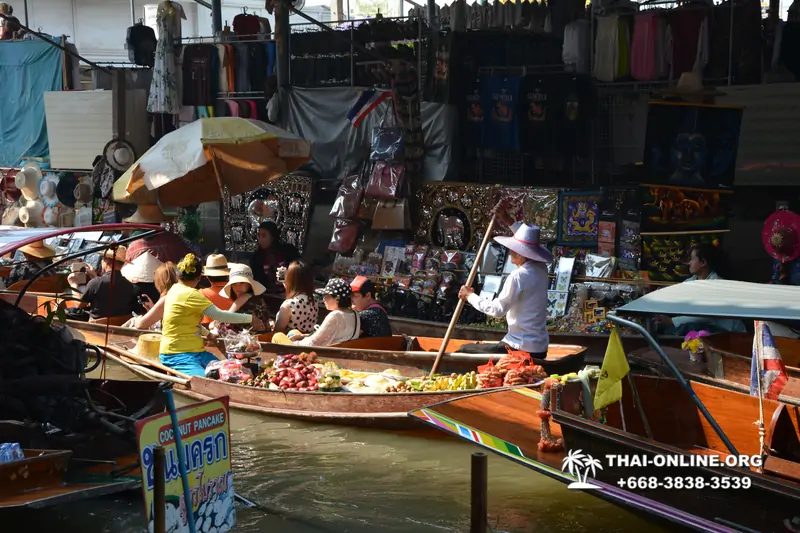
xmin=750 ymin=321 xmax=789 ymax=400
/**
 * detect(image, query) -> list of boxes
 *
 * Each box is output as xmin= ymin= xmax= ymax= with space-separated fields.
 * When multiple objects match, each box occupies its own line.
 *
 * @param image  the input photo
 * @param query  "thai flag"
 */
xmin=347 ymin=90 xmax=390 ymax=127
xmin=751 ymin=321 xmax=789 ymax=400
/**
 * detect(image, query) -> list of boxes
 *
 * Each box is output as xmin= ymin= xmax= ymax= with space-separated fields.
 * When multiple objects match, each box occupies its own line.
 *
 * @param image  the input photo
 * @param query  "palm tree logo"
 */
xmin=561 ymin=449 xmax=603 ymax=490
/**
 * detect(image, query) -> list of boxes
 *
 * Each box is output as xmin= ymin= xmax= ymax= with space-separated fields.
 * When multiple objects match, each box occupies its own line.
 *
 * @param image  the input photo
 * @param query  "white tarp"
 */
xmin=616 ymin=279 xmax=800 ymax=321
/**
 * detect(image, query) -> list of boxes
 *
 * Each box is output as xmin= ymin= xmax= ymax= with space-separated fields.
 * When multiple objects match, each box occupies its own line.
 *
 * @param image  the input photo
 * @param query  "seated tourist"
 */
xmin=350 ymin=276 xmax=391 ymax=338
xmin=123 ymin=262 xmax=179 ymax=330
xmin=160 ymin=254 xmax=264 ymax=376
xmin=80 ymin=246 xmax=140 ymax=321
xmin=273 ymin=260 xmax=318 ymax=334
xmin=5 ymin=241 xmax=56 ymax=287
xmin=290 ymin=278 xmax=359 ymax=347
xmin=200 ymin=254 xmax=232 ymax=325
xmin=218 ymin=264 xmax=270 ymax=333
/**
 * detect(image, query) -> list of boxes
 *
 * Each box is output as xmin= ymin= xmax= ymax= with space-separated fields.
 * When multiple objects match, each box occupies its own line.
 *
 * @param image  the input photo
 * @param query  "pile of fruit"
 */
xmin=241 ymin=353 xmax=322 ymax=391
xmin=476 ymin=367 xmax=503 ymax=389
xmin=384 ymin=372 xmax=479 ymax=393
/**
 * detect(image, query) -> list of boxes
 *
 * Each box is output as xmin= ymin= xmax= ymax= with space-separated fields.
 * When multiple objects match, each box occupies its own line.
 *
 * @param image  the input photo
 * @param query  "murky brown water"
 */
xmin=9 ymin=363 xmax=671 ymax=533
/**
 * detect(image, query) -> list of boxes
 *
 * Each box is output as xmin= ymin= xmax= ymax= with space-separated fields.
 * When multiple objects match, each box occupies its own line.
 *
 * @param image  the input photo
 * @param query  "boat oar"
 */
xmin=428 ymin=213 xmax=498 ymax=379
xmin=233 ymin=493 xmax=341 ymax=533
xmin=103 ymin=344 xmax=192 ymax=381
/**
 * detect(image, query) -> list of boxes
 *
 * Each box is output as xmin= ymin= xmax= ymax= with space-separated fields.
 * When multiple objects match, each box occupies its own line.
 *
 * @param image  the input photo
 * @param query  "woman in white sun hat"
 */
xmin=217 ymin=264 xmax=270 ymax=333
xmin=457 ymin=214 xmax=553 ymax=357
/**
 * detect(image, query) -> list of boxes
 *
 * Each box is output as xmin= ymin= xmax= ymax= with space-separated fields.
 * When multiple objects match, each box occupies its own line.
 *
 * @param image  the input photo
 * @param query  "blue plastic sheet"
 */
xmin=0 ymin=41 xmax=62 ymax=167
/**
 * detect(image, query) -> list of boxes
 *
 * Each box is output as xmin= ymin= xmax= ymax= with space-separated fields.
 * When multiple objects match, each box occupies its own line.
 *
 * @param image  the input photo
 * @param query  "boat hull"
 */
xmin=181 ymin=377 xmax=524 ymax=430
xmin=555 ymin=411 xmax=800 ymax=533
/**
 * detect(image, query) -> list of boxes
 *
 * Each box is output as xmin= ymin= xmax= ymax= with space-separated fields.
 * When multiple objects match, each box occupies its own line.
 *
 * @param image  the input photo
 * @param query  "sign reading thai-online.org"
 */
xmin=605 ymin=454 xmax=763 ymax=469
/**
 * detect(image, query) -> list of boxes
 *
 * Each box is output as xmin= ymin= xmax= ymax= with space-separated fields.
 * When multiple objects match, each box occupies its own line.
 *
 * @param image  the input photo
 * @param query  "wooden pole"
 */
xmin=428 ymin=214 xmax=497 ymax=378
xmin=103 ymin=345 xmax=192 ymax=381
xmin=153 ymin=446 xmax=166 ymax=533
xmin=470 ymin=452 xmax=488 ymax=533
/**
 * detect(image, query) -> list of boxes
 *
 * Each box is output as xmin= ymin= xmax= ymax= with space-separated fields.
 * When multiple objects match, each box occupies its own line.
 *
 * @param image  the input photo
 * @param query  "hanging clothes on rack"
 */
xmin=666 ymin=5 xmax=709 ymax=76
xmin=563 ymin=19 xmax=591 ymax=73
xmin=631 ymin=11 xmax=667 ymax=81
xmin=594 ymin=15 xmax=620 ymax=82
xmin=147 ymin=0 xmax=186 ymax=115
xmin=182 ymin=43 xmax=216 ymax=105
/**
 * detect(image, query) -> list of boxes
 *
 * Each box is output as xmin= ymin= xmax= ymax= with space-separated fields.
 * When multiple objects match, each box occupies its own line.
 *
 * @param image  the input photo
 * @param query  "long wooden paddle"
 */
xmin=428 ymin=214 xmax=498 ymax=379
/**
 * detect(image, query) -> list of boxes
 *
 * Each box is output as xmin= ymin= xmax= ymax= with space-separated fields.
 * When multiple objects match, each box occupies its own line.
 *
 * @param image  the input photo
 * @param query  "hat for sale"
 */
xmin=38 ymin=174 xmax=60 ymax=207
xmin=763 ymin=209 xmax=800 ymax=263
xmin=317 ymin=277 xmax=352 ymax=301
xmin=55 ymin=174 xmax=81 ymax=207
xmin=350 ymin=275 xmax=375 ymax=295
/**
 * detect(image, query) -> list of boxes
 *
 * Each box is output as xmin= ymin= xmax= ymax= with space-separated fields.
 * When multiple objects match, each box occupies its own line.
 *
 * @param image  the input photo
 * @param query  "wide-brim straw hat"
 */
xmin=132 ymin=333 xmax=163 ymax=361
xmin=220 ymin=264 xmax=266 ymax=298
xmin=103 ymin=245 xmax=131 ymax=264
xmin=121 ymin=251 xmax=164 ymax=283
xmin=20 ymin=240 xmax=56 ymax=259
xmin=203 ymin=253 xmax=231 ymax=276
xmin=494 ymin=223 xmax=554 ymax=263
xmin=124 ymin=204 xmax=172 ymax=224
xmin=659 ymin=72 xmax=726 ymax=99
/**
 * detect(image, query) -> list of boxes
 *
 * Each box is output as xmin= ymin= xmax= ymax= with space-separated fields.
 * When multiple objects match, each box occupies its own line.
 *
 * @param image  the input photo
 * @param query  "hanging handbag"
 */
xmin=370 ymin=104 xmax=405 ymax=162
xmin=372 ymin=199 xmax=410 ymax=231
xmin=366 ymin=161 xmax=406 ymax=199
xmin=328 ymin=219 xmax=359 ymax=254
xmin=330 ymin=171 xmax=364 ymax=219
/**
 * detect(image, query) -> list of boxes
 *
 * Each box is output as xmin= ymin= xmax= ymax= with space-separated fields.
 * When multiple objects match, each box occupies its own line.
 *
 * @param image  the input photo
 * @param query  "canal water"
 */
xmin=25 ymin=364 xmax=670 ymax=533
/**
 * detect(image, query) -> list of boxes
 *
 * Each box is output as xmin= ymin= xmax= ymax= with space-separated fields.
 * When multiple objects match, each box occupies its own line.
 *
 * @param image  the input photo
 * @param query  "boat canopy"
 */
xmin=0 ymin=223 xmax=162 ymax=257
xmin=615 ymin=279 xmax=800 ymax=322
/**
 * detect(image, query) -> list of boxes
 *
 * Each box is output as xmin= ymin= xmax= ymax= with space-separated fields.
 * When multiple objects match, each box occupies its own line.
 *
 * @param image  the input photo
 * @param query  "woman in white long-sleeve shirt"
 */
xmin=457 ymin=222 xmax=552 ymax=357
xmin=291 ymin=278 xmax=361 ymax=347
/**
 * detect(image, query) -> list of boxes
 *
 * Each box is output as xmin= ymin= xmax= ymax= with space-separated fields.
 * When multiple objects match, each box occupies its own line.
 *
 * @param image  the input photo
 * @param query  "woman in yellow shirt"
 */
xmin=160 ymin=254 xmax=264 ymax=376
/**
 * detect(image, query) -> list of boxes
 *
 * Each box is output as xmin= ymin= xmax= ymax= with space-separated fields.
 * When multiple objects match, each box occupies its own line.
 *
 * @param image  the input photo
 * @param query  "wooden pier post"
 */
xmin=154 ymin=446 xmax=166 ymax=533
xmin=470 ymin=452 xmax=488 ymax=533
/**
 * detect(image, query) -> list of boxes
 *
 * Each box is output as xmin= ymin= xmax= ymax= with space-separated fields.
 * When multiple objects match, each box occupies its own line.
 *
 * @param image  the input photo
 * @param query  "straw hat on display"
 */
xmin=220 ymin=264 xmax=266 ymax=298
xmin=203 ymin=254 xmax=231 ymax=276
xmin=73 ymin=182 xmax=93 ymax=206
xmin=493 ymin=223 xmax=554 ymax=263
xmin=763 ymin=209 xmax=800 ymax=263
xmin=20 ymin=240 xmax=56 ymax=259
xmin=659 ymin=72 xmax=725 ymax=103
xmin=124 ymin=204 xmax=171 ymax=224
xmin=38 ymin=174 xmax=60 ymax=207
xmin=121 ymin=252 xmax=164 ymax=283
xmin=18 ymin=201 xmax=44 ymax=227
xmin=103 ymin=245 xmax=131 ymax=264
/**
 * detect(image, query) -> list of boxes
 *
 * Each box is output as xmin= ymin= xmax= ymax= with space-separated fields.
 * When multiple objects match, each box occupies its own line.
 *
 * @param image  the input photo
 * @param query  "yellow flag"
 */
xmin=594 ymin=328 xmax=630 ymax=410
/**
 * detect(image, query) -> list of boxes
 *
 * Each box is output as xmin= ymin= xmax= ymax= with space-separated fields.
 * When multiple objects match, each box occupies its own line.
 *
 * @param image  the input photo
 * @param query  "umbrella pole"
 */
xmin=208 ymin=149 xmax=237 ymax=259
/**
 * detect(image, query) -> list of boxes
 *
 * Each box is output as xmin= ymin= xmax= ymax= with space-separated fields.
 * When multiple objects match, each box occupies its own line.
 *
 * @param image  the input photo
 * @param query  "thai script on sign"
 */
xmin=141 ymin=429 xmax=229 ymax=491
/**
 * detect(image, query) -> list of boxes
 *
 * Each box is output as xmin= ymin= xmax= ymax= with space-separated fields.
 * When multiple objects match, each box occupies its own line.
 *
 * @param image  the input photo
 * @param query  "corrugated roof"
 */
xmin=616 ymin=279 xmax=800 ymax=321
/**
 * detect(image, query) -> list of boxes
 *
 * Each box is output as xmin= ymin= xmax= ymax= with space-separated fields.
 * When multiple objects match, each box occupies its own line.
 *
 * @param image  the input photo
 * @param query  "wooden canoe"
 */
xmin=70 ymin=320 xmax=590 ymax=377
xmin=628 ymin=332 xmax=800 ymax=405
xmin=412 ymin=374 xmax=800 ymax=532
xmin=72 ymin=323 xmax=585 ymax=430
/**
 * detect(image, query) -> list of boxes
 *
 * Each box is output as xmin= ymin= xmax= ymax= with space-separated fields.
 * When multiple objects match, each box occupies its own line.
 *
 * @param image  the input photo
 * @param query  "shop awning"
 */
xmin=615 ymin=279 xmax=800 ymax=322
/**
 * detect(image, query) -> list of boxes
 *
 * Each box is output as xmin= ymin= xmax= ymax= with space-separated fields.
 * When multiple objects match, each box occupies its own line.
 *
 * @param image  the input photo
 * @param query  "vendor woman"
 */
xmin=457 ymin=222 xmax=552 ymax=357
xmin=653 ymin=243 xmax=745 ymax=335
xmin=160 ymin=254 xmax=265 ymax=376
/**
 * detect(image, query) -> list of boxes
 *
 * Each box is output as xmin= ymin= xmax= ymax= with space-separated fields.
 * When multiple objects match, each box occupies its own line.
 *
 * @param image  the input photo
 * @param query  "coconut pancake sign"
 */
xmin=136 ymin=396 xmax=235 ymax=533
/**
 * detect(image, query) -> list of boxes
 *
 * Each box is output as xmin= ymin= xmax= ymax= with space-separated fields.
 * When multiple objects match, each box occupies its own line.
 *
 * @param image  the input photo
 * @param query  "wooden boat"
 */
xmin=619 ymin=279 xmax=800 ymax=404
xmin=0 ymin=378 xmax=166 ymax=509
xmin=263 ymin=293 xmax=684 ymax=360
xmin=67 ymin=320 xmax=590 ymax=376
xmin=73 ymin=325 xmax=588 ymax=429
xmin=411 ymin=373 xmax=800 ymax=532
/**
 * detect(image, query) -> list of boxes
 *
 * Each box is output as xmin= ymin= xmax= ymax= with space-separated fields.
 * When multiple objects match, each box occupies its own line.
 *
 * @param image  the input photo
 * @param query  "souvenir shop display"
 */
xmin=222 ymin=173 xmax=312 ymax=253
xmin=556 ymin=190 xmax=600 ymax=246
xmin=764 ymin=208 xmax=800 ymax=285
xmin=639 ymin=185 xmax=729 ymax=233
xmin=290 ymin=17 xmax=427 ymax=89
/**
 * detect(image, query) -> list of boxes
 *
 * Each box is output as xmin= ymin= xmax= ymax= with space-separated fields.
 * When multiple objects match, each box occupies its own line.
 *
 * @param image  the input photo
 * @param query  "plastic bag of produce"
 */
xmin=317 ymin=362 xmax=342 ymax=392
xmin=496 ymin=348 xmax=532 ymax=374
xmin=219 ymin=360 xmax=253 ymax=384
xmin=223 ymin=330 xmax=261 ymax=358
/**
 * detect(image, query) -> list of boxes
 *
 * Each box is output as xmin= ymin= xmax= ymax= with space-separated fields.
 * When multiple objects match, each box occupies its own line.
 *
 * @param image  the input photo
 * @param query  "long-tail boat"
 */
xmin=410 ymin=282 xmax=800 ymax=531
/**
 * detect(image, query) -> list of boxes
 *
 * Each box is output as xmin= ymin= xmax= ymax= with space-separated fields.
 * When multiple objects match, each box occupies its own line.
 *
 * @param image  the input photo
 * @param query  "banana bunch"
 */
xmin=548 ymin=372 xmax=579 ymax=386
xmin=421 ymin=372 xmax=479 ymax=391
xmin=339 ymin=369 xmax=373 ymax=382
